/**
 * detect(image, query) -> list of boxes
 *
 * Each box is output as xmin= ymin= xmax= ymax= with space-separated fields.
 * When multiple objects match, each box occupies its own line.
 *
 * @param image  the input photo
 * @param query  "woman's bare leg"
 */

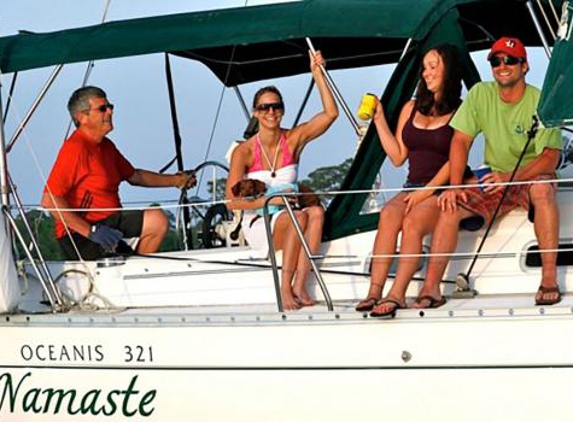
xmin=272 ymin=211 xmax=309 ymax=310
xmin=371 ymin=196 xmax=440 ymax=314
xmin=292 ymin=206 xmax=325 ymax=306
xmin=356 ymin=193 xmax=407 ymax=309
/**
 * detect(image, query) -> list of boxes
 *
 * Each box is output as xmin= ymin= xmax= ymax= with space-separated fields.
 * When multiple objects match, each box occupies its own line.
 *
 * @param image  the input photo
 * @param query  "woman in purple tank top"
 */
xmin=355 ymin=44 xmax=464 ymax=316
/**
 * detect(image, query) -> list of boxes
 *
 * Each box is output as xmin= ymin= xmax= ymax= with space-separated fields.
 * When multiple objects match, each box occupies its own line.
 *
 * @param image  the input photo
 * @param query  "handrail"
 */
xmin=3 ymin=209 xmax=64 ymax=311
xmin=262 ymin=192 xmax=334 ymax=312
xmin=7 ymin=176 xmax=63 ymax=309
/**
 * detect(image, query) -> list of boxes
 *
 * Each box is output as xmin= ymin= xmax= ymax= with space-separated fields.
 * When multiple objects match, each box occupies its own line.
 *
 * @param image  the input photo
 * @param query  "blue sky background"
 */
xmin=0 ymin=0 xmax=555 ymax=208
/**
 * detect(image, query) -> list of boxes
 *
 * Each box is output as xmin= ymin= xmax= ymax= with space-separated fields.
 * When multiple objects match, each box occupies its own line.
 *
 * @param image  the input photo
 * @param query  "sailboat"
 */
xmin=0 ymin=0 xmax=572 ymax=420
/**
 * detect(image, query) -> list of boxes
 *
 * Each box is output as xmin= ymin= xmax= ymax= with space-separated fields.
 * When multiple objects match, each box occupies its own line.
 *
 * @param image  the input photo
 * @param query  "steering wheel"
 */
xmin=201 ymin=203 xmax=232 ymax=248
xmin=177 ymin=160 xmax=230 ymax=249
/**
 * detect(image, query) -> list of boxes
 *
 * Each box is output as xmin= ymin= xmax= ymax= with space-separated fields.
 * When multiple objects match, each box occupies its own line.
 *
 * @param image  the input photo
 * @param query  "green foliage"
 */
xmin=300 ymin=157 xmax=353 ymax=192
xmin=206 ymin=177 xmax=228 ymax=199
xmin=13 ymin=210 xmax=65 ymax=261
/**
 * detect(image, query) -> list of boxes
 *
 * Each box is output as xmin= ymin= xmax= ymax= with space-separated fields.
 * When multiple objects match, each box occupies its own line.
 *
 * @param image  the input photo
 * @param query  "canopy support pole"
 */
xmin=2 ymin=72 xmax=18 ymax=125
xmin=0 ymin=76 xmax=10 ymax=207
xmin=399 ymin=38 xmax=413 ymax=61
xmin=525 ymin=0 xmax=553 ymax=58
xmin=305 ymin=37 xmax=361 ymax=136
xmin=292 ymin=78 xmax=315 ymax=128
xmin=164 ymin=53 xmax=192 ymax=250
xmin=7 ymin=64 xmax=64 ymax=153
xmin=536 ymin=0 xmax=557 ymax=40
xmin=233 ymin=86 xmax=251 ymax=122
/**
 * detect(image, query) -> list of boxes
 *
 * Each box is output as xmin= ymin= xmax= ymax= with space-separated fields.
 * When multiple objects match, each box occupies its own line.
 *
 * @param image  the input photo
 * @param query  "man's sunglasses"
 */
xmin=489 ymin=55 xmax=524 ymax=68
xmin=90 ymin=103 xmax=115 ymax=113
xmin=255 ymin=102 xmax=284 ymax=112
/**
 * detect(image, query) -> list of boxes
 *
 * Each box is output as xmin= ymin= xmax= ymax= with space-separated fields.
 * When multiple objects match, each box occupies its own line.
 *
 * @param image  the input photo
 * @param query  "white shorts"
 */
xmin=242 ymin=210 xmax=286 ymax=258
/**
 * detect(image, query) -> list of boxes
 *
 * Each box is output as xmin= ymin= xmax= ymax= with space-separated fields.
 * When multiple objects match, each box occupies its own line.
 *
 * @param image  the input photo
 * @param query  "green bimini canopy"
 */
xmin=538 ymin=1 xmax=573 ymax=127
xmin=0 ymin=0 xmax=562 ymax=84
xmin=0 ymin=0 xmax=564 ymax=240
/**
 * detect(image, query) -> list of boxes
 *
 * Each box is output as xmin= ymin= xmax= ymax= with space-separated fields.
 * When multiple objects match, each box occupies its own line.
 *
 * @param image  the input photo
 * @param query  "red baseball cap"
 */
xmin=488 ymin=37 xmax=527 ymax=61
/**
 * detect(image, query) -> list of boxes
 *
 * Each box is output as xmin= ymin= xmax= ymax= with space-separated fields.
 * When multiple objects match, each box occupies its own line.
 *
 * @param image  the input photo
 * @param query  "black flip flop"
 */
xmin=355 ymin=297 xmax=378 ymax=312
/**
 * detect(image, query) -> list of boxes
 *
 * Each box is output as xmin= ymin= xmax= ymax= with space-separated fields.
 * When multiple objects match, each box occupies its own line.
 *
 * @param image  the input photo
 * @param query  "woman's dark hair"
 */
xmin=252 ymin=85 xmax=284 ymax=109
xmin=416 ymin=43 xmax=462 ymax=116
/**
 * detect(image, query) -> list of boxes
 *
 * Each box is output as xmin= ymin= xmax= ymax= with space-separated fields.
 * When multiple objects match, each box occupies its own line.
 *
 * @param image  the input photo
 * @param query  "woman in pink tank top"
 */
xmin=226 ymin=50 xmax=339 ymax=310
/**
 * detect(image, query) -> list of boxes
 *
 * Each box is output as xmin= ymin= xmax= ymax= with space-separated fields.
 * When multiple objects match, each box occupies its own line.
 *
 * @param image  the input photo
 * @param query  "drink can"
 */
xmin=473 ymin=165 xmax=492 ymax=191
xmin=357 ymin=93 xmax=377 ymax=120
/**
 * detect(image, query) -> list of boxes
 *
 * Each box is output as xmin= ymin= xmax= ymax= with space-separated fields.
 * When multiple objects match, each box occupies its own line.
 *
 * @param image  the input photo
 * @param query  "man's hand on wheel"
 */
xmin=177 ymin=170 xmax=197 ymax=190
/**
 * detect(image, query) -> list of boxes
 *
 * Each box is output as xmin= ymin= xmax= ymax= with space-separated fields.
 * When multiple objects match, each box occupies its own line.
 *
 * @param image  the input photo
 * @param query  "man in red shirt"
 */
xmin=42 ymin=86 xmax=196 ymax=260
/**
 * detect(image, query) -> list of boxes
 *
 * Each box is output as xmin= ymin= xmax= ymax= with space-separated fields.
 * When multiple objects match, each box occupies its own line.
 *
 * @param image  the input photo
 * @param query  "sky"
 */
xmin=0 ymin=0 xmax=557 ymax=208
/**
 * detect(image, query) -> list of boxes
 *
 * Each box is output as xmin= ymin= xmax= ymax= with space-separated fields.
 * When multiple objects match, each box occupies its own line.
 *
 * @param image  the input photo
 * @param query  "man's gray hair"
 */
xmin=67 ymin=86 xmax=107 ymax=127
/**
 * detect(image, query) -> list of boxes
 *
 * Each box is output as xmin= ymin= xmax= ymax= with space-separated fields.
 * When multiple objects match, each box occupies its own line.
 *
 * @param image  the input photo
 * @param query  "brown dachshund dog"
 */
xmin=231 ymin=179 xmax=320 ymax=209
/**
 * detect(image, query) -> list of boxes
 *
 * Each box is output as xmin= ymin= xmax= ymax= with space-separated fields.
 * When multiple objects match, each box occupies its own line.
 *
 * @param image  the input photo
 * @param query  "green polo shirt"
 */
xmin=450 ymin=82 xmax=562 ymax=173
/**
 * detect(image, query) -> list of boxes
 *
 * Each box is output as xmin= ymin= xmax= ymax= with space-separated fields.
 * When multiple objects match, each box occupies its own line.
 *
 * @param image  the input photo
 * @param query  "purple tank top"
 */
xmin=401 ymin=105 xmax=454 ymax=185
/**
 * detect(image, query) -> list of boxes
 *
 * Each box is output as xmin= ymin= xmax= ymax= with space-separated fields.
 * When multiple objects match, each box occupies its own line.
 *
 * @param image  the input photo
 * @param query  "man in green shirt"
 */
xmin=414 ymin=37 xmax=562 ymax=308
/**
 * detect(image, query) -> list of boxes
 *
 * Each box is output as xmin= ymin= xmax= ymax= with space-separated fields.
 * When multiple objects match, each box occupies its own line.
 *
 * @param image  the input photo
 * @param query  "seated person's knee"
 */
xmin=306 ymin=205 xmax=324 ymax=221
xmin=529 ymin=182 xmax=555 ymax=202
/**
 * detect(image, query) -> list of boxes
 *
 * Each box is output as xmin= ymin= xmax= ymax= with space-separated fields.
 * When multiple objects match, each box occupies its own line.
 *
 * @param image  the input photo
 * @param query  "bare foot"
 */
xmin=293 ymin=290 xmax=316 ymax=307
xmin=281 ymin=290 xmax=302 ymax=310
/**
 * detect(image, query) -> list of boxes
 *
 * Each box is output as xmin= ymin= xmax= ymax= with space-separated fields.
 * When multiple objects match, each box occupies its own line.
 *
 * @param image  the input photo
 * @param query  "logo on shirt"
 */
xmin=514 ymin=124 xmax=525 ymax=136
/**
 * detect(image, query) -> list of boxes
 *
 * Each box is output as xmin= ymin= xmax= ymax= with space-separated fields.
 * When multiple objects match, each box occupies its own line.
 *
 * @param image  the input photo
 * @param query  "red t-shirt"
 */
xmin=45 ymin=129 xmax=135 ymax=239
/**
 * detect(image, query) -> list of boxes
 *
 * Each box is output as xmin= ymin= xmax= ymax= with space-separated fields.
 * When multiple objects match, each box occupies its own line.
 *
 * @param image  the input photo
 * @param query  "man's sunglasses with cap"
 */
xmin=89 ymin=103 xmax=115 ymax=113
xmin=255 ymin=102 xmax=284 ymax=112
xmin=489 ymin=55 xmax=524 ymax=68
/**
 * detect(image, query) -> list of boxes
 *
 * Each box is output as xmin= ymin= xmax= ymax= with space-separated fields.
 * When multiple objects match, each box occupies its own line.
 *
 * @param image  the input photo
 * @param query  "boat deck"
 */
xmin=10 ymin=292 xmax=572 ymax=326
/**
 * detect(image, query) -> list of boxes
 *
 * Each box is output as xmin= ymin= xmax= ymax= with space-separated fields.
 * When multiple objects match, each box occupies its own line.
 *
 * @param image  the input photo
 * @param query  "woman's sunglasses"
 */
xmin=255 ymin=102 xmax=284 ymax=112
xmin=489 ymin=55 xmax=524 ymax=68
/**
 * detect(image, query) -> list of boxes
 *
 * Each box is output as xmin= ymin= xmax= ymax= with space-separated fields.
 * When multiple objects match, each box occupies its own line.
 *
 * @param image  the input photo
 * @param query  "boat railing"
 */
xmin=261 ymin=192 xmax=334 ymax=312
xmin=10 ymin=174 xmax=573 ymax=314
xmin=259 ymin=175 xmax=573 ymax=312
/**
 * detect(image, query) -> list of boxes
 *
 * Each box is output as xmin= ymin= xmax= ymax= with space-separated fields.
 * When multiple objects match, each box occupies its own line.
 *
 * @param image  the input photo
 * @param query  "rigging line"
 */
xmin=0 ymin=72 xmax=87 ymax=271
xmin=22 ymin=174 xmax=573 ymax=213
xmin=46 ymin=0 xmax=113 ymax=268
xmin=63 ymin=0 xmax=113 ymax=140
xmin=195 ymin=0 xmax=249 ymax=190
xmin=35 ymin=197 xmax=231 ymax=213
xmin=2 ymin=72 xmax=18 ymax=124
xmin=9 ymin=1 xmax=113 ymax=280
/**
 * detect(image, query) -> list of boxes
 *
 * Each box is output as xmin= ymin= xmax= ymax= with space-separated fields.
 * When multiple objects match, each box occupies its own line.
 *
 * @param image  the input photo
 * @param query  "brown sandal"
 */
xmin=355 ymin=297 xmax=378 ymax=312
xmin=370 ymin=298 xmax=404 ymax=318
xmin=535 ymin=285 xmax=561 ymax=306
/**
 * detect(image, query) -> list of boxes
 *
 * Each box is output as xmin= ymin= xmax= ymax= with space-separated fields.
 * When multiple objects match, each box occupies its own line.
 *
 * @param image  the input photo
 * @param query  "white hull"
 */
xmin=2 ymin=189 xmax=573 ymax=420
xmin=2 ymin=302 xmax=573 ymax=421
